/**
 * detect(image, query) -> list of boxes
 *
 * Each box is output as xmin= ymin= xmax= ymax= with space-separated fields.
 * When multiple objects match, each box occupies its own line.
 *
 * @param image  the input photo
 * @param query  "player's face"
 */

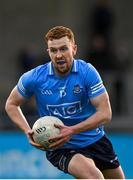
xmin=47 ymin=36 xmax=77 ymax=76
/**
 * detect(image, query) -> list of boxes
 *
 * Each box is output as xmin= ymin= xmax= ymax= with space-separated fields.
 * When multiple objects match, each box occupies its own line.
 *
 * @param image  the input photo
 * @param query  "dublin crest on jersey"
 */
xmin=73 ymin=84 xmax=82 ymax=94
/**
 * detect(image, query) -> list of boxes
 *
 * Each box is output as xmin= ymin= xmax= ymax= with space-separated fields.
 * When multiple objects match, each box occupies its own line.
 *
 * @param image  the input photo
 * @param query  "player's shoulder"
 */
xmin=34 ymin=62 xmax=49 ymax=73
xmin=29 ymin=62 xmax=50 ymax=77
xmin=76 ymin=59 xmax=95 ymax=72
xmin=20 ymin=62 xmax=50 ymax=83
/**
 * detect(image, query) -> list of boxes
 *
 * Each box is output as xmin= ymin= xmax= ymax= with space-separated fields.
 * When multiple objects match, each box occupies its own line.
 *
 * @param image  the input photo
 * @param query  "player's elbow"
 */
xmin=103 ymin=109 xmax=112 ymax=125
xmin=104 ymin=115 xmax=112 ymax=125
xmin=5 ymin=100 xmax=10 ymax=114
xmin=5 ymin=99 xmax=13 ymax=114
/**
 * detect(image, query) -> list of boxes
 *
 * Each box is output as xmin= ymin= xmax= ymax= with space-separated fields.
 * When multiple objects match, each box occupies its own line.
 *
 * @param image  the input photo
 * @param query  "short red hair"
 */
xmin=45 ymin=26 xmax=75 ymax=43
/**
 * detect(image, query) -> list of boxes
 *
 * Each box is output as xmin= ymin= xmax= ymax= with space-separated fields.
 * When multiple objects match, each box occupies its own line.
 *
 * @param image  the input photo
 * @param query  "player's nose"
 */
xmin=56 ymin=50 xmax=63 ymax=59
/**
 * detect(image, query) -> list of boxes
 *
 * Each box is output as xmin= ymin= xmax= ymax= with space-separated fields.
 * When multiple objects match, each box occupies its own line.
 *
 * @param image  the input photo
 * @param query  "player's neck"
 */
xmin=54 ymin=67 xmax=71 ymax=77
xmin=53 ymin=64 xmax=73 ymax=77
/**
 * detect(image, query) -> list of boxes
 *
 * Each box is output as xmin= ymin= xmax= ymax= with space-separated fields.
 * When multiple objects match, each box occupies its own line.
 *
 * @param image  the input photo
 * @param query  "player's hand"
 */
xmin=48 ymin=124 xmax=74 ymax=149
xmin=26 ymin=130 xmax=48 ymax=151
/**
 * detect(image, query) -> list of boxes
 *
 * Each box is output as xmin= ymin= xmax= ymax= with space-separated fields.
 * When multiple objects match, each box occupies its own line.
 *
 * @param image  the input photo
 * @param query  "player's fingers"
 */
xmin=50 ymin=142 xmax=64 ymax=149
xmin=27 ymin=129 xmax=33 ymax=133
xmin=54 ymin=123 xmax=64 ymax=128
xmin=29 ymin=140 xmax=41 ymax=147
xmin=49 ymin=134 xmax=62 ymax=141
xmin=49 ymin=139 xmax=63 ymax=149
xmin=49 ymin=130 xmax=72 ymax=142
xmin=49 ymin=136 xmax=68 ymax=149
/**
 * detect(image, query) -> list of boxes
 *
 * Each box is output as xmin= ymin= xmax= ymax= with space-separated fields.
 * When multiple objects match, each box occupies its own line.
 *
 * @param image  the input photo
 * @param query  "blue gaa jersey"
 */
xmin=17 ymin=59 xmax=106 ymax=148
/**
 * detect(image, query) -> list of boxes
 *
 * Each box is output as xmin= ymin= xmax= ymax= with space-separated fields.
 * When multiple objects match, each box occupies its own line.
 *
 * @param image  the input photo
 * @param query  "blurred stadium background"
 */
xmin=0 ymin=0 xmax=133 ymax=178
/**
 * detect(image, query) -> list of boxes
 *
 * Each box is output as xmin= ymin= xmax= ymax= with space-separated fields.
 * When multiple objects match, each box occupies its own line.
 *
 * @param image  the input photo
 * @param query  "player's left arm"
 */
xmin=71 ymin=91 xmax=112 ymax=134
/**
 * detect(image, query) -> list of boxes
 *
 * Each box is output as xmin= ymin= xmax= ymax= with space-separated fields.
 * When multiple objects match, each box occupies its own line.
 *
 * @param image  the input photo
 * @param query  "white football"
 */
xmin=32 ymin=116 xmax=64 ymax=149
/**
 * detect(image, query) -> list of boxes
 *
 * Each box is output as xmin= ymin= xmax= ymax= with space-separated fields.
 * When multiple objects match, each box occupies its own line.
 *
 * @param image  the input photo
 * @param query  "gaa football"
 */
xmin=32 ymin=116 xmax=64 ymax=149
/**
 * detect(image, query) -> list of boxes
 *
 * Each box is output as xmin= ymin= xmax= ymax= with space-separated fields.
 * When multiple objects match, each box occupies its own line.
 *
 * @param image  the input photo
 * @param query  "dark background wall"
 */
xmin=0 ymin=0 xmax=133 ymax=131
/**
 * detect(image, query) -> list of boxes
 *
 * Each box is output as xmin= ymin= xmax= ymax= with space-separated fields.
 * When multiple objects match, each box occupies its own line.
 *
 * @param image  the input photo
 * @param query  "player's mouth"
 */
xmin=56 ymin=59 xmax=66 ymax=65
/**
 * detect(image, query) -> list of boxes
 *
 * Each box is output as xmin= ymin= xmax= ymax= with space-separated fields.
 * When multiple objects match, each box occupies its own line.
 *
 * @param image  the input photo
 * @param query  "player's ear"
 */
xmin=47 ymin=48 xmax=51 ymax=57
xmin=47 ymin=48 xmax=50 ymax=53
xmin=72 ymin=44 xmax=77 ymax=56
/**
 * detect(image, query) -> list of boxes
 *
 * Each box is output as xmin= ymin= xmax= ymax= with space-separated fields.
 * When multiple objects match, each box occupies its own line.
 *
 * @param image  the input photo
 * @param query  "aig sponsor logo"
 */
xmin=47 ymin=101 xmax=82 ymax=118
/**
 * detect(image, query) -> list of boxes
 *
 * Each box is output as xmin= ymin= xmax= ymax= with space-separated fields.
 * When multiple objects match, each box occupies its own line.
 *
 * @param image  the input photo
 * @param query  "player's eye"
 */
xmin=60 ymin=47 xmax=68 ymax=52
xmin=50 ymin=48 xmax=57 ymax=54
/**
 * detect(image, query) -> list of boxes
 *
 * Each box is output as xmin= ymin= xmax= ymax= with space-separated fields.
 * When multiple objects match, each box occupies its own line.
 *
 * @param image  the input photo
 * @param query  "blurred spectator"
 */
xmin=88 ymin=34 xmax=116 ymax=71
xmin=88 ymin=0 xmax=116 ymax=71
xmin=17 ymin=43 xmax=39 ymax=75
xmin=115 ymin=41 xmax=131 ymax=71
xmin=90 ymin=0 xmax=114 ymax=43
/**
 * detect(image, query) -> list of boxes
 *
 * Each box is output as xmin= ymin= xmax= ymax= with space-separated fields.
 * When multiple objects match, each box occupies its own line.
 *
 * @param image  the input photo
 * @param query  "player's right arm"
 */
xmin=5 ymin=87 xmax=46 ymax=151
xmin=5 ymin=86 xmax=31 ymax=133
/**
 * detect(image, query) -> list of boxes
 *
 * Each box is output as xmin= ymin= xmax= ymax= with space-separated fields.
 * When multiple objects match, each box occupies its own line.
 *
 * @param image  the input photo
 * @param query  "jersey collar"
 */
xmin=48 ymin=59 xmax=78 ymax=75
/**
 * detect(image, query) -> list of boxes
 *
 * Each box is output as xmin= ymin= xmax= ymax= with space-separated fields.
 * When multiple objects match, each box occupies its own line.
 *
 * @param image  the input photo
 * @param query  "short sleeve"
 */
xmin=17 ymin=69 xmax=35 ymax=98
xmin=85 ymin=64 xmax=106 ymax=98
